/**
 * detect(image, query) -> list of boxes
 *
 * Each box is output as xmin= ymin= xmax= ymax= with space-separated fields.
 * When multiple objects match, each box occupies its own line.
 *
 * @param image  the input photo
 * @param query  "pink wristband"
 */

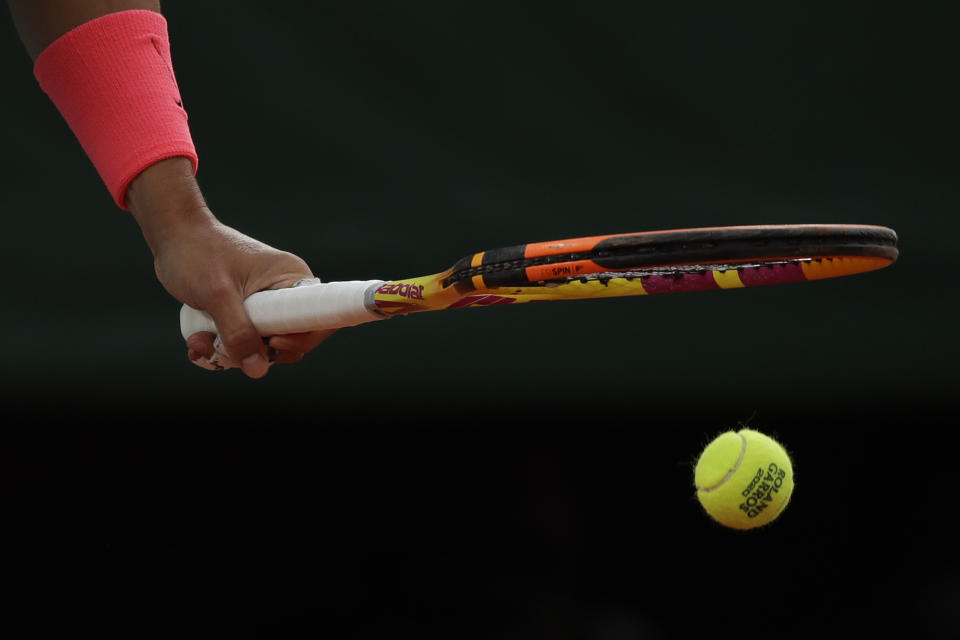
xmin=34 ymin=10 xmax=198 ymax=209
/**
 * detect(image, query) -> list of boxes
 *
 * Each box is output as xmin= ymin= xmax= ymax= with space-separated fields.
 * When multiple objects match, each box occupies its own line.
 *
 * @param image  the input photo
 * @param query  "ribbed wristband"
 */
xmin=34 ymin=10 xmax=198 ymax=209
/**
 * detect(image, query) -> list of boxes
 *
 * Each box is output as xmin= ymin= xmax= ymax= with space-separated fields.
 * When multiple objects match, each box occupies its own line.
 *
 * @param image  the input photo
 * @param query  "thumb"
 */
xmin=205 ymin=290 xmax=270 ymax=378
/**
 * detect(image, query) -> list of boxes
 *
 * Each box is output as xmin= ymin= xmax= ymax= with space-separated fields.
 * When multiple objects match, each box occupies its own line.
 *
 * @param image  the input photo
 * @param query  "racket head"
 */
xmin=372 ymin=224 xmax=898 ymax=315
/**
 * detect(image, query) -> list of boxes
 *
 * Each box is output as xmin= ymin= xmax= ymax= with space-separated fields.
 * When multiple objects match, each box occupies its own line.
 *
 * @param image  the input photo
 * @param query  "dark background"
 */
xmin=2 ymin=2 xmax=957 ymax=637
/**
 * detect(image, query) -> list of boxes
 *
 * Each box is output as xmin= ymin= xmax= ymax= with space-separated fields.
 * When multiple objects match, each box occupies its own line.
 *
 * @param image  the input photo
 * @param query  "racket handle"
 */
xmin=179 ymin=279 xmax=386 ymax=340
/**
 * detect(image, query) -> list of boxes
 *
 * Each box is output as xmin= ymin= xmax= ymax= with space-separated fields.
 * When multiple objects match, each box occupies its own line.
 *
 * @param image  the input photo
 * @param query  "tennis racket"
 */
xmin=181 ymin=223 xmax=898 ymax=370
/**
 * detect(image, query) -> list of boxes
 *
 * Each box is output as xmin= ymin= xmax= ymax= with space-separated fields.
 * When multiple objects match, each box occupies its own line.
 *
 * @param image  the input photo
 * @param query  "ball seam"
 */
xmin=698 ymin=432 xmax=747 ymax=493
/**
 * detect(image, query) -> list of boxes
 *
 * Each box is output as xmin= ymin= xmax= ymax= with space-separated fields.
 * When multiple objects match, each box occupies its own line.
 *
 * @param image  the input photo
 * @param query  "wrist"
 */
xmin=127 ymin=157 xmax=214 ymax=256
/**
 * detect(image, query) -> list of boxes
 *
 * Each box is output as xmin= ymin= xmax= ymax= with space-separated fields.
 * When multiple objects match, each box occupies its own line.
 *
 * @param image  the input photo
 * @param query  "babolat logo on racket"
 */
xmin=376 ymin=283 xmax=425 ymax=299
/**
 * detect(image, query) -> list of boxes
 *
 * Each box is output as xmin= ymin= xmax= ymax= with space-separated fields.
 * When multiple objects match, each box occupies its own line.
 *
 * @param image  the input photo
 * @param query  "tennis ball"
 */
xmin=694 ymin=429 xmax=794 ymax=530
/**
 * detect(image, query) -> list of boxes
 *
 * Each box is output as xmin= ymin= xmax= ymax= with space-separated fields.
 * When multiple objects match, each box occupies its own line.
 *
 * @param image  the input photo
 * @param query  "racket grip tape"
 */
xmin=179 ymin=279 xmax=386 ymax=340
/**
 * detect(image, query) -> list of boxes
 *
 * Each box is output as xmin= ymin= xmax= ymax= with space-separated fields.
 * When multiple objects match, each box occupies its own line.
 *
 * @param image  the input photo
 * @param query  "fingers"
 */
xmin=268 ymin=329 xmax=337 ymax=355
xmin=187 ymin=321 xmax=335 ymax=375
xmin=272 ymin=350 xmax=304 ymax=364
xmin=185 ymin=287 xmax=334 ymax=377
xmin=203 ymin=289 xmax=270 ymax=379
xmin=187 ymin=332 xmax=216 ymax=360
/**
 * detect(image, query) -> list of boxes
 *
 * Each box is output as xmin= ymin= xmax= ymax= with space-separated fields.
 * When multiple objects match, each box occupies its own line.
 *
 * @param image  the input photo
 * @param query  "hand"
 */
xmin=127 ymin=158 xmax=335 ymax=378
xmin=155 ymin=218 xmax=337 ymax=377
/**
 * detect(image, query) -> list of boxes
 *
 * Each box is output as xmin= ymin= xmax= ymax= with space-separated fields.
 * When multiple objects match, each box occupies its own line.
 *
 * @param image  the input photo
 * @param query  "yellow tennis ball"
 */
xmin=694 ymin=429 xmax=794 ymax=530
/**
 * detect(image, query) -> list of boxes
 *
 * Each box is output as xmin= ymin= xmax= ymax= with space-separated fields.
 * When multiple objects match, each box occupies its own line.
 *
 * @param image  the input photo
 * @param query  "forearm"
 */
xmin=14 ymin=0 xmax=203 ymax=242
xmin=8 ymin=0 xmax=160 ymax=59
xmin=10 ymin=0 xmax=319 ymax=377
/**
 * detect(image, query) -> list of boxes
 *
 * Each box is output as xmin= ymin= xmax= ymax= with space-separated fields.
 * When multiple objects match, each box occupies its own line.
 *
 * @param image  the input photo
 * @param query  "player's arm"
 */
xmin=7 ymin=0 xmax=159 ymax=59
xmin=8 ymin=0 xmax=334 ymax=377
